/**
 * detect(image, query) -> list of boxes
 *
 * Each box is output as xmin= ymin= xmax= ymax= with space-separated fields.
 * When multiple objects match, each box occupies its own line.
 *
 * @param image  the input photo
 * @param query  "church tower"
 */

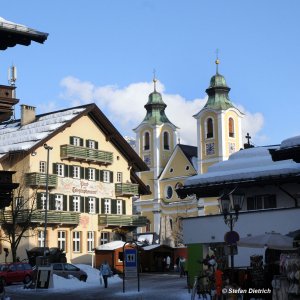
xmin=194 ymin=59 xmax=244 ymax=175
xmin=133 ymin=77 xmax=178 ymax=234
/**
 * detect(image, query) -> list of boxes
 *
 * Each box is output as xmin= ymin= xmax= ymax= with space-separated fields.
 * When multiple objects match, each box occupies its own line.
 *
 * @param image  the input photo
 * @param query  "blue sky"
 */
xmin=1 ymin=0 xmax=300 ymax=146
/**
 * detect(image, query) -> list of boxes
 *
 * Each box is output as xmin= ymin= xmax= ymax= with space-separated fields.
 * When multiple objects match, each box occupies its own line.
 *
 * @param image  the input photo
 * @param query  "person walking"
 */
xmin=166 ymin=255 xmax=171 ymax=271
xmin=99 ymin=260 xmax=112 ymax=288
xmin=179 ymin=256 xmax=186 ymax=277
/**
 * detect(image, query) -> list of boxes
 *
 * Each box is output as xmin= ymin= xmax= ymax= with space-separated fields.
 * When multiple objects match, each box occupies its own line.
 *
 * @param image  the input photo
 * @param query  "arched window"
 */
xmin=206 ymin=118 xmax=213 ymax=138
xmin=163 ymin=131 xmax=170 ymax=150
xmin=144 ymin=132 xmax=150 ymax=150
xmin=229 ymin=118 xmax=235 ymax=138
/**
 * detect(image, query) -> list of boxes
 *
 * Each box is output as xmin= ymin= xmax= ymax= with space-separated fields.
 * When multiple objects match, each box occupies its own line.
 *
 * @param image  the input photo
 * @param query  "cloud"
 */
xmin=59 ymin=76 xmax=265 ymax=146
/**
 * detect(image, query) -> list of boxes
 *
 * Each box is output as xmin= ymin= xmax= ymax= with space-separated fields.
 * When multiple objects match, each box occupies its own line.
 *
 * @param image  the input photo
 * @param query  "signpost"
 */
xmin=123 ymin=241 xmax=140 ymax=293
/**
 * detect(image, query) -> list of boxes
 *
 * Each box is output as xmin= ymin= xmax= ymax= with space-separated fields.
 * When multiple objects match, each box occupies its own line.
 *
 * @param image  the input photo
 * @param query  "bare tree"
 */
xmin=0 ymin=174 xmax=39 ymax=262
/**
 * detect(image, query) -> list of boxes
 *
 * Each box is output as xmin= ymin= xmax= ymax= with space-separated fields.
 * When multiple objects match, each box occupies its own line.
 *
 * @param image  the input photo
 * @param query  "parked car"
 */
xmin=51 ymin=263 xmax=87 ymax=282
xmin=26 ymin=247 xmax=67 ymax=266
xmin=0 ymin=262 xmax=33 ymax=285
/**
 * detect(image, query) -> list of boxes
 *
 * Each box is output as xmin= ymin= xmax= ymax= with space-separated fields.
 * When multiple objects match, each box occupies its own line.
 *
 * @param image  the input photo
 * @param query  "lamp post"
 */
xmin=218 ymin=192 xmax=244 ymax=282
xmin=43 ymin=143 xmax=53 ymax=256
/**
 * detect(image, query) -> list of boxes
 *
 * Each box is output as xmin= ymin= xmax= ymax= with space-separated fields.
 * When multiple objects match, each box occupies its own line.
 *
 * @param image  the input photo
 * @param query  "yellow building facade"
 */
xmin=134 ymin=64 xmax=244 ymax=246
xmin=0 ymin=101 xmax=149 ymax=264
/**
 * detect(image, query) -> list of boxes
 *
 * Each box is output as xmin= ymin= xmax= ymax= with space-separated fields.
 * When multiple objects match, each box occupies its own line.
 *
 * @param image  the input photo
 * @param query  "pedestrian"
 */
xmin=179 ymin=256 xmax=186 ymax=277
xmin=99 ymin=260 xmax=112 ymax=288
xmin=166 ymin=255 xmax=171 ymax=271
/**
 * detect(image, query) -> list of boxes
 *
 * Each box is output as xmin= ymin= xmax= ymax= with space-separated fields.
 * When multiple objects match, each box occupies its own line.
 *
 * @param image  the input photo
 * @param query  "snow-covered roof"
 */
xmin=142 ymin=244 xmax=161 ymax=251
xmin=280 ymin=135 xmax=300 ymax=149
xmin=0 ymin=108 xmax=85 ymax=156
xmin=184 ymin=146 xmax=300 ymax=186
xmin=96 ymin=240 xmax=125 ymax=250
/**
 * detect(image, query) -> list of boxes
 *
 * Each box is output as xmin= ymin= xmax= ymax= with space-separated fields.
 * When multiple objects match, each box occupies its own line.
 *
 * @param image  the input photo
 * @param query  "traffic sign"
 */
xmin=124 ymin=248 xmax=137 ymax=277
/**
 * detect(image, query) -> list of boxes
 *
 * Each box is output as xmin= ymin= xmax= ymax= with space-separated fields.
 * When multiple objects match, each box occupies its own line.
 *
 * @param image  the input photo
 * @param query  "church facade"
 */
xmin=134 ymin=61 xmax=244 ymax=246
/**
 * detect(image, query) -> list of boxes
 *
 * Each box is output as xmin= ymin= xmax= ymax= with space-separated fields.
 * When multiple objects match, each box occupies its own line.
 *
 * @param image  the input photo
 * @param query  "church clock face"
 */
xmin=206 ymin=142 xmax=215 ymax=155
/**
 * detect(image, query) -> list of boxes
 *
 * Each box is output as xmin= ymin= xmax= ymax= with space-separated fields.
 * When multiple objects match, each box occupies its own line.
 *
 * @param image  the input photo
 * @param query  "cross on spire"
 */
xmin=153 ymin=69 xmax=157 ymax=91
xmin=215 ymin=49 xmax=220 ymax=74
xmin=245 ymin=132 xmax=251 ymax=144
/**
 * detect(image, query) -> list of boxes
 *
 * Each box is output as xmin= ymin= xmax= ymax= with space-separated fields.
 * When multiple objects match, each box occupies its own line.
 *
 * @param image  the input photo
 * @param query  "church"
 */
xmin=134 ymin=59 xmax=244 ymax=247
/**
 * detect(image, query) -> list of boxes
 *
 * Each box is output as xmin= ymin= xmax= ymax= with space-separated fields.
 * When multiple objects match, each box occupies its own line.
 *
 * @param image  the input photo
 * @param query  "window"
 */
xmin=117 ymin=172 xmax=122 ymax=183
xmin=104 ymin=199 xmax=111 ymax=214
xmin=72 ymin=137 xmax=81 ymax=146
xmin=206 ymin=118 xmax=214 ymax=138
xmin=87 ymin=140 xmax=96 ymax=149
xmin=88 ymin=197 xmax=96 ymax=214
xmin=40 ymin=193 xmax=48 ymax=210
xmin=229 ymin=118 xmax=235 ymax=138
xmin=15 ymin=197 xmax=24 ymax=208
xmin=144 ymin=132 xmax=150 ymax=150
xmin=56 ymin=164 xmax=64 ymax=177
xmin=100 ymin=232 xmax=110 ymax=245
xmin=247 ymin=195 xmax=277 ymax=210
xmin=87 ymin=231 xmax=94 ymax=252
xmin=88 ymin=168 xmax=96 ymax=181
xmin=165 ymin=186 xmax=173 ymax=200
xmin=38 ymin=231 xmax=45 ymax=247
xmin=73 ymin=231 xmax=81 ymax=252
xmin=39 ymin=161 xmax=46 ymax=173
xmin=58 ymin=231 xmax=66 ymax=251
xmin=73 ymin=196 xmax=80 ymax=212
xmin=73 ymin=166 xmax=80 ymax=179
xmin=103 ymin=171 xmax=110 ymax=183
xmin=170 ymin=168 xmax=174 ymax=173
xmin=163 ymin=132 xmax=170 ymax=150
xmin=117 ymin=200 xmax=122 ymax=215
xmin=55 ymin=194 xmax=63 ymax=211
xmin=185 ymin=166 xmax=190 ymax=171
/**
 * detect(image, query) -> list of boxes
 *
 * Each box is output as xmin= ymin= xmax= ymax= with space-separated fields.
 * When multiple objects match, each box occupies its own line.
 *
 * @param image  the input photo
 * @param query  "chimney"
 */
xmin=21 ymin=104 xmax=36 ymax=126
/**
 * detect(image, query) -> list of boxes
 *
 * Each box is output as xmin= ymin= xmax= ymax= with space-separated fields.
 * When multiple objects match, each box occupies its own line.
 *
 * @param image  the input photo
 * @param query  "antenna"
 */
xmin=8 ymin=65 xmax=17 ymax=86
xmin=215 ymin=49 xmax=220 ymax=74
xmin=153 ymin=69 xmax=157 ymax=91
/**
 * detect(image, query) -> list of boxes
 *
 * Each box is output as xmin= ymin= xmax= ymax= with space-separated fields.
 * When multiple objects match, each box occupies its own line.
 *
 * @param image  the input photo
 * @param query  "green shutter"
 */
xmin=100 ymin=170 xmax=104 ymax=182
xmin=101 ymin=198 xmax=105 ymax=214
xmin=52 ymin=163 xmax=57 ymax=174
xmin=64 ymin=165 xmax=69 ymax=177
xmin=110 ymin=171 xmax=114 ymax=183
xmin=36 ymin=193 xmax=42 ymax=209
xmin=85 ymin=197 xmax=89 ymax=213
xmin=85 ymin=168 xmax=89 ymax=180
xmin=96 ymin=170 xmax=100 ymax=181
xmin=69 ymin=196 xmax=74 ymax=211
xmin=80 ymin=167 xmax=85 ymax=179
xmin=122 ymin=200 xmax=126 ymax=215
xmin=63 ymin=195 xmax=67 ymax=211
xmin=96 ymin=198 xmax=99 ymax=214
xmin=80 ymin=197 xmax=84 ymax=212
xmin=49 ymin=194 xmax=55 ymax=210
xmin=95 ymin=142 xmax=99 ymax=149
xmin=70 ymin=136 xmax=74 ymax=145
xmin=111 ymin=199 xmax=117 ymax=214
xmin=80 ymin=138 xmax=84 ymax=147
xmin=86 ymin=140 xmax=89 ymax=147
xmin=69 ymin=166 xmax=74 ymax=178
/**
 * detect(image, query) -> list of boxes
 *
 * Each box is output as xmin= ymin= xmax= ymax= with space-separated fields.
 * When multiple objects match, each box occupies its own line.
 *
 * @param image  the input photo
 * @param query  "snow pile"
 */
xmin=281 ymin=135 xmax=300 ymax=149
xmin=96 ymin=240 xmax=125 ymax=250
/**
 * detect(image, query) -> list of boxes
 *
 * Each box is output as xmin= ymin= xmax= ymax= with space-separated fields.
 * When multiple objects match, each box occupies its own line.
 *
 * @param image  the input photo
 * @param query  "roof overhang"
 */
xmin=270 ymin=147 xmax=300 ymax=163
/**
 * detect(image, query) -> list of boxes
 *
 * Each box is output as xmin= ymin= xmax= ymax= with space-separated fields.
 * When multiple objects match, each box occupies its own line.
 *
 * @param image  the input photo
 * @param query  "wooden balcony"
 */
xmin=60 ymin=145 xmax=113 ymax=165
xmin=0 ymin=210 xmax=80 ymax=226
xmin=98 ymin=214 xmax=148 ymax=227
xmin=115 ymin=183 xmax=139 ymax=197
xmin=25 ymin=172 xmax=57 ymax=188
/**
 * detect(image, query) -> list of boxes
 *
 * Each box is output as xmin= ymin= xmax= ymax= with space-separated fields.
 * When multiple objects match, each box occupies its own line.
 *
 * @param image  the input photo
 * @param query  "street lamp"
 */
xmin=43 ymin=143 xmax=53 ymax=256
xmin=218 ymin=191 xmax=245 ymax=281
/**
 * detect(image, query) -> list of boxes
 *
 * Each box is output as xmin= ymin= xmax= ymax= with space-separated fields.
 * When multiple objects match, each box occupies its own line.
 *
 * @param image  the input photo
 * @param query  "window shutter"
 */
xmin=36 ymin=193 xmax=42 ymax=209
xmin=100 ymin=170 xmax=104 ymax=182
xmin=70 ymin=136 xmax=74 ymax=145
xmin=64 ymin=165 xmax=69 ymax=177
xmin=69 ymin=196 xmax=74 ymax=211
xmin=80 ymin=167 xmax=85 ymax=179
xmin=96 ymin=198 xmax=99 ymax=214
xmin=110 ymin=171 xmax=114 ymax=183
xmin=63 ymin=195 xmax=68 ymax=211
xmin=52 ymin=163 xmax=57 ymax=174
xmin=85 ymin=168 xmax=89 ymax=180
xmin=86 ymin=140 xmax=89 ymax=147
xmin=95 ymin=169 xmax=100 ymax=181
xmin=69 ymin=166 xmax=74 ymax=178
xmin=122 ymin=200 xmax=126 ymax=215
xmin=95 ymin=142 xmax=99 ymax=149
xmin=80 ymin=197 xmax=84 ymax=212
xmin=49 ymin=194 xmax=55 ymax=210
xmin=101 ymin=198 xmax=105 ymax=214
xmin=111 ymin=199 xmax=117 ymax=214
xmin=85 ymin=197 xmax=89 ymax=213
xmin=80 ymin=138 xmax=84 ymax=147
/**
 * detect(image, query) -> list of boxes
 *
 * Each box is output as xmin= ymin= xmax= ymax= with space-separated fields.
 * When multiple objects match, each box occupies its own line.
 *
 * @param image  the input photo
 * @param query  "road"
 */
xmin=5 ymin=273 xmax=190 ymax=300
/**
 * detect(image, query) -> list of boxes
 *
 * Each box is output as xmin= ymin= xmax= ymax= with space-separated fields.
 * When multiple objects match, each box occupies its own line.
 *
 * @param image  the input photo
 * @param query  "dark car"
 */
xmin=51 ymin=263 xmax=87 ymax=282
xmin=26 ymin=247 xmax=67 ymax=266
xmin=0 ymin=262 xmax=33 ymax=285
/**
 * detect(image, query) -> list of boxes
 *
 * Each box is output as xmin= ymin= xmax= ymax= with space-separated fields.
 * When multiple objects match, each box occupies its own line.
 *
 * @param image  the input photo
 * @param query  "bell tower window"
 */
xmin=163 ymin=131 xmax=170 ymax=150
xmin=206 ymin=118 xmax=214 ymax=138
xmin=229 ymin=118 xmax=235 ymax=138
xmin=144 ymin=132 xmax=150 ymax=150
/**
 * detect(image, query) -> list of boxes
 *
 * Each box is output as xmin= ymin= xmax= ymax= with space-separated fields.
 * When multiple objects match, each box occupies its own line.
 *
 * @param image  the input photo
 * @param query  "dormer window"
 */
xmin=229 ymin=118 xmax=235 ymax=138
xmin=163 ymin=131 xmax=170 ymax=150
xmin=206 ymin=118 xmax=214 ymax=139
xmin=144 ymin=132 xmax=150 ymax=150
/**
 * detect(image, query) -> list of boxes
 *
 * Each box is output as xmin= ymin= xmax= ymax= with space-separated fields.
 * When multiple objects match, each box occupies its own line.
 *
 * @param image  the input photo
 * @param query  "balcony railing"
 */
xmin=98 ymin=214 xmax=148 ymax=227
xmin=0 ymin=210 xmax=80 ymax=225
xmin=60 ymin=144 xmax=113 ymax=165
xmin=115 ymin=183 xmax=139 ymax=197
xmin=25 ymin=173 xmax=57 ymax=188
